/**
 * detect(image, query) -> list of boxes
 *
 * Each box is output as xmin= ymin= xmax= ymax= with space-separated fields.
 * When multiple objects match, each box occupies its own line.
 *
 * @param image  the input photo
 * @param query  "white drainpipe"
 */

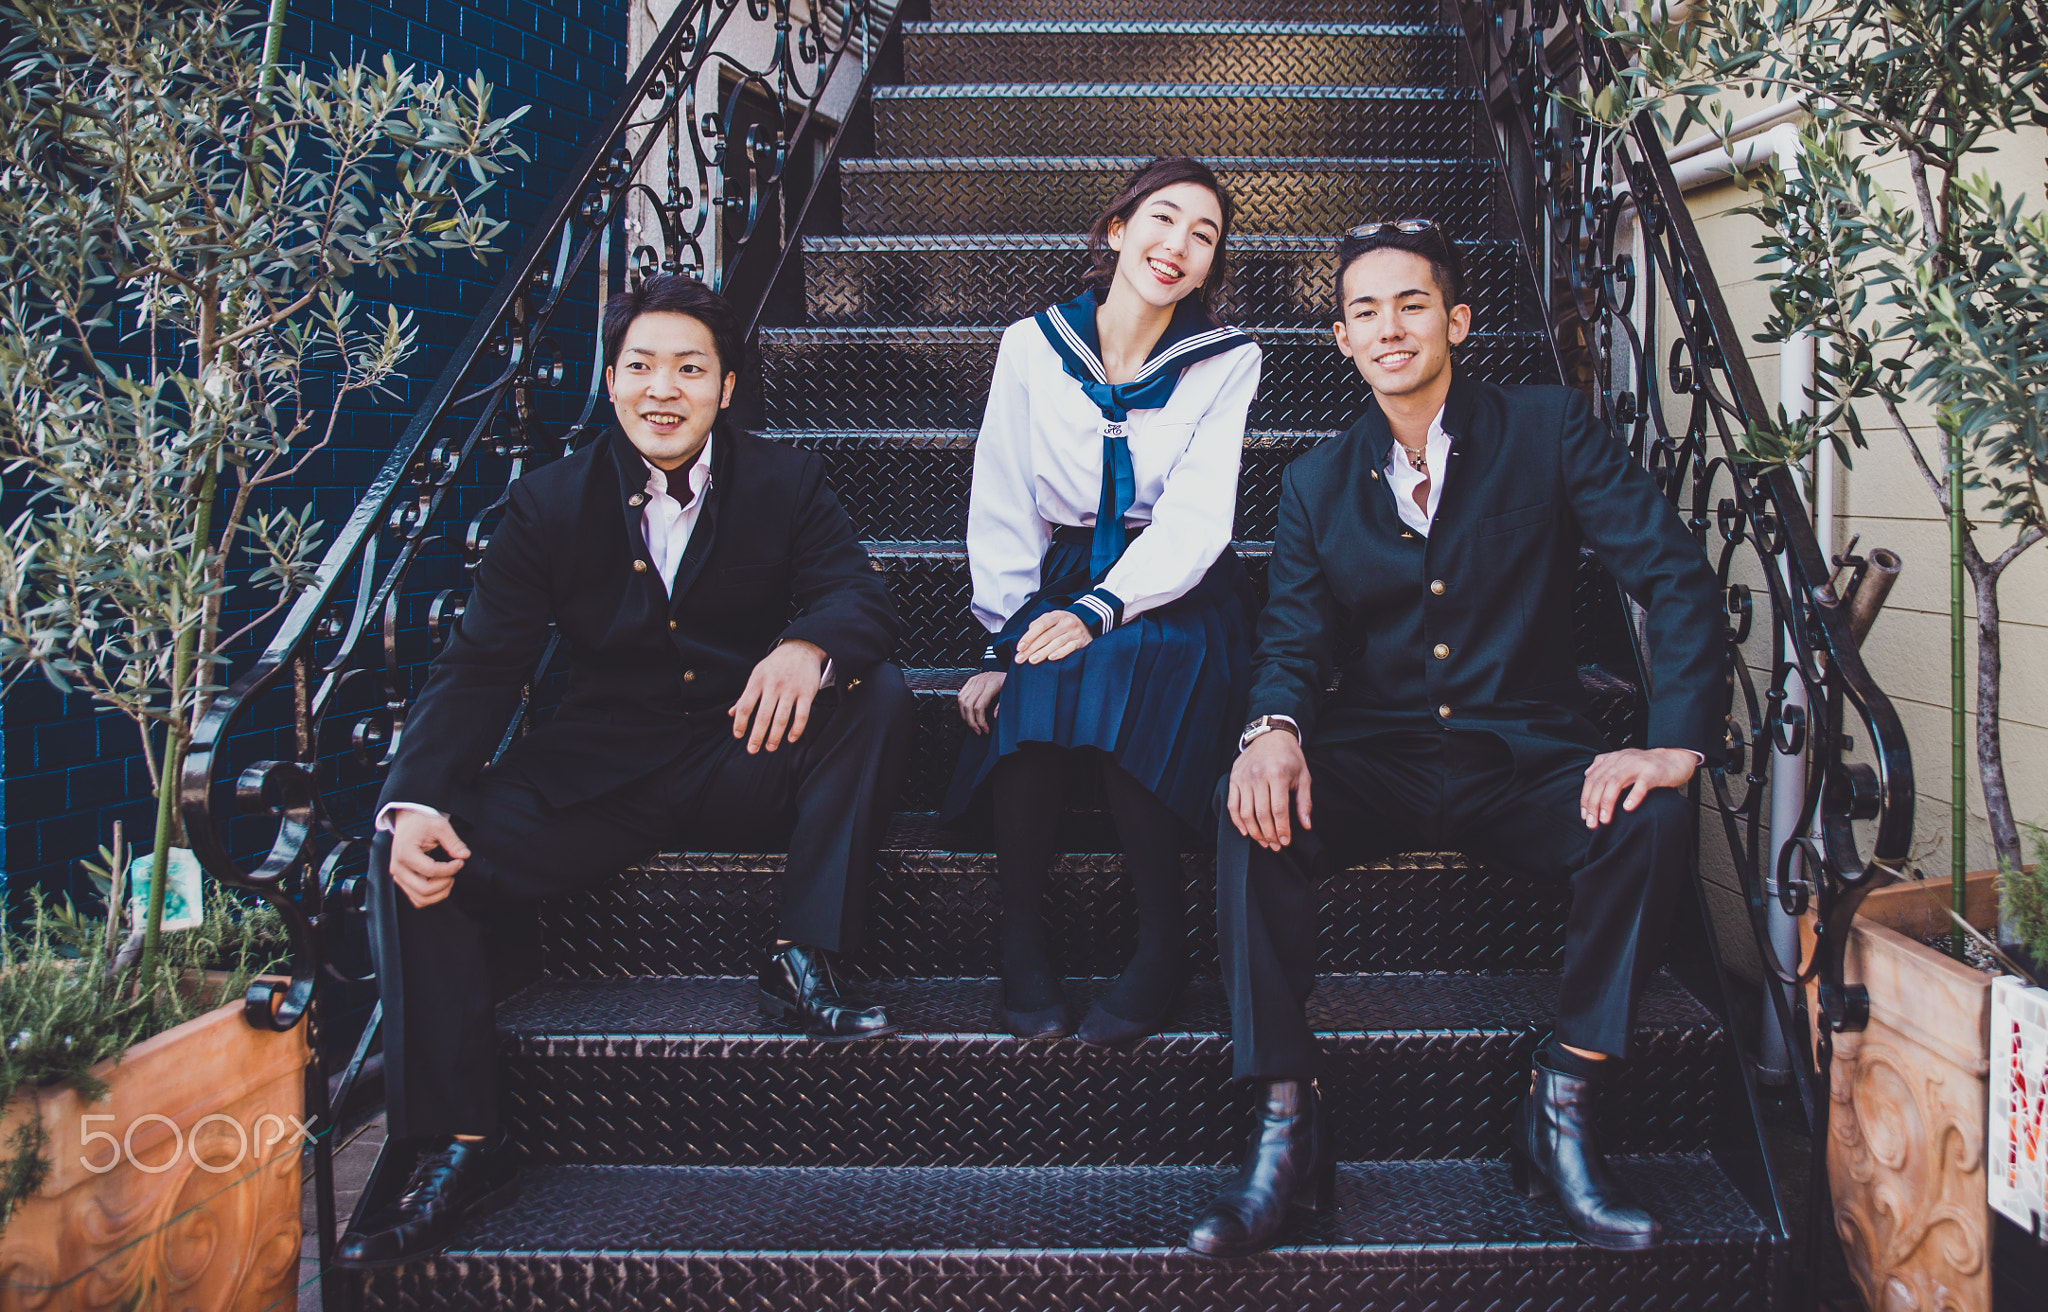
xmin=1666 ymin=117 xmax=1813 ymax=1084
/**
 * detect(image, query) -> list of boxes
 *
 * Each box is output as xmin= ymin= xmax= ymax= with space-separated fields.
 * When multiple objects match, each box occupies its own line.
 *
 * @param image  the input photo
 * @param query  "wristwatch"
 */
xmin=1237 ymin=715 xmax=1300 ymax=753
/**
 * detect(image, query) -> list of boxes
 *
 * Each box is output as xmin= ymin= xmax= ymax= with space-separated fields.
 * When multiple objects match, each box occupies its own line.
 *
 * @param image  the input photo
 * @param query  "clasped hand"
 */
xmin=956 ymin=612 xmax=1094 ymax=734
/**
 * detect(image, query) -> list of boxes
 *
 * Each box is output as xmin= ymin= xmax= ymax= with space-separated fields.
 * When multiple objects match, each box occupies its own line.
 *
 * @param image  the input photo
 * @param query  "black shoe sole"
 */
xmin=333 ymin=1176 xmax=523 ymax=1269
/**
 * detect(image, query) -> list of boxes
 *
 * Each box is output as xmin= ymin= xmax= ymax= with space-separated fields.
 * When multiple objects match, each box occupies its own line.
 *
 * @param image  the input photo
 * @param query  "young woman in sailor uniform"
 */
xmin=946 ymin=156 xmax=1261 ymax=1044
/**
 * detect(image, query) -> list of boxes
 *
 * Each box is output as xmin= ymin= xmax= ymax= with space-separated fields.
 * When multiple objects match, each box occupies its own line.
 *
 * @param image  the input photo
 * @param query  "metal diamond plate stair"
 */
xmin=903 ymin=21 xmax=1467 ymax=88
xmin=491 ymin=972 xmax=1724 ymax=1167
xmin=343 ymin=1 xmax=1787 ymax=1305
xmin=538 ymin=813 xmax=1569 ymax=979
xmin=801 ymin=235 xmax=1540 ymax=329
xmin=840 ymin=155 xmax=1511 ymax=236
xmin=758 ymin=325 xmax=1554 ymax=430
xmin=872 ymin=83 xmax=1485 ymax=158
xmin=346 ymin=1158 xmax=1777 ymax=1310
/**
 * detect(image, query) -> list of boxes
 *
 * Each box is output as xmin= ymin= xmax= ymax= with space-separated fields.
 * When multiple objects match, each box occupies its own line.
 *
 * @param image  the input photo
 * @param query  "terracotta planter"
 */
xmin=0 ymin=996 xmax=310 ymax=1311
xmin=1802 ymin=869 xmax=2000 ymax=1312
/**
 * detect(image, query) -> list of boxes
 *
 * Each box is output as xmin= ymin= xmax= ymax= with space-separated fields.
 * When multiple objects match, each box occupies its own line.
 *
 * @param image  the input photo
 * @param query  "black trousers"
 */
xmin=368 ymin=666 xmax=912 ymax=1138
xmin=1216 ymin=726 xmax=1691 ymax=1080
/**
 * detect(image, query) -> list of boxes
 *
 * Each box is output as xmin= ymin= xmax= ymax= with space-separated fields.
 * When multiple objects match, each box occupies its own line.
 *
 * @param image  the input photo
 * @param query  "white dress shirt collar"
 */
xmin=639 ymin=432 xmax=714 ymax=590
xmin=1384 ymin=405 xmax=1451 ymax=537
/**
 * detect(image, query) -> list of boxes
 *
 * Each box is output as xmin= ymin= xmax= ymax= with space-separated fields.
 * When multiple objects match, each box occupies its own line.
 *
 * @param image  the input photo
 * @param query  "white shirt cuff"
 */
xmin=375 ymin=801 xmax=445 ymax=833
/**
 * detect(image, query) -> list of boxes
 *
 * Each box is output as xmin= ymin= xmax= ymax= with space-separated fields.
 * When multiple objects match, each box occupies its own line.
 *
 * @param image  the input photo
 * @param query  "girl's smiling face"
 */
xmin=1106 ymin=182 xmax=1223 ymax=311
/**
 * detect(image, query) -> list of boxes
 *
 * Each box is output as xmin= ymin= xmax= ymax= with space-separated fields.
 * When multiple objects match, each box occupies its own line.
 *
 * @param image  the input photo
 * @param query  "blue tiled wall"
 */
xmin=2 ymin=0 xmax=629 ymax=904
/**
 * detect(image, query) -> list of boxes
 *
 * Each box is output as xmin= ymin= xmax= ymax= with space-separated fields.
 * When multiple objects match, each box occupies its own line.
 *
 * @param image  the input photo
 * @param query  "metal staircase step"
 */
xmin=931 ymin=0 xmax=1449 ymax=21
xmin=904 ymin=21 xmax=1465 ymax=89
xmin=840 ymin=155 xmax=1511 ymax=236
xmin=492 ymin=972 xmax=1724 ymax=1167
xmin=536 ymin=812 xmax=1569 ymax=980
xmin=758 ymin=325 xmax=1555 ymax=430
xmin=872 ymin=83 xmax=1485 ymax=158
xmin=800 ymin=234 xmax=1540 ymax=331
xmin=342 ymin=1157 xmax=1777 ymax=1310
xmin=863 ymin=538 xmax=1267 ymax=666
xmin=773 ymin=428 xmax=1333 ymax=541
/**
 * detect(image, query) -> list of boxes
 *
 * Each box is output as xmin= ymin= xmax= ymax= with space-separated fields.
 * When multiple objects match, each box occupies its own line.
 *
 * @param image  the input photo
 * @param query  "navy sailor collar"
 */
xmin=1033 ymin=287 xmax=1253 ymax=422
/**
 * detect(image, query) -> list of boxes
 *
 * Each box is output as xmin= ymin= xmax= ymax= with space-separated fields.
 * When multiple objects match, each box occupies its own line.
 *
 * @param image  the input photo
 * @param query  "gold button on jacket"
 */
xmin=1433 ymin=643 xmax=1449 ymax=659
xmin=1430 ymin=579 xmax=1446 ymax=595
xmin=632 ymin=559 xmax=648 ymax=573
xmin=1437 ymin=704 xmax=1452 ymax=719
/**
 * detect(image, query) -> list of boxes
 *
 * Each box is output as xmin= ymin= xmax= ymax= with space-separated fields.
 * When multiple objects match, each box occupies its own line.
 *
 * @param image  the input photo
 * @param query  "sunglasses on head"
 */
xmin=1346 ymin=219 xmax=1440 ymax=238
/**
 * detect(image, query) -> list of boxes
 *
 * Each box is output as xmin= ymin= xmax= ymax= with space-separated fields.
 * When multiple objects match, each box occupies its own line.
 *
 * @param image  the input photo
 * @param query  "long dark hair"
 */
xmin=1082 ymin=157 xmax=1235 ymax=315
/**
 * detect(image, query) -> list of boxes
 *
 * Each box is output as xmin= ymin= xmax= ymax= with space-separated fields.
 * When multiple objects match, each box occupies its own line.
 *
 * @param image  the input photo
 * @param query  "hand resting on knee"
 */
xmin=1228 ymin=729 xmax=1312 ymax=852
xmin=1578 ymin=747 xmax=1699 ymax=829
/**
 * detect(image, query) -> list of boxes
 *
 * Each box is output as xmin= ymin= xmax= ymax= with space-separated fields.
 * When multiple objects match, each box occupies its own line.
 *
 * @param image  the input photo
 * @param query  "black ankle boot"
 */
xmin=1512 ymin=1049 xmax=1661 ymax=1250
xmin=336 ymin=1132 xmax=520 ymax=1267
xmin=1186 ymin=1079 xmax=1336 ymax=1259
xmin=759 ymin=943 xmax=897 ymax=1041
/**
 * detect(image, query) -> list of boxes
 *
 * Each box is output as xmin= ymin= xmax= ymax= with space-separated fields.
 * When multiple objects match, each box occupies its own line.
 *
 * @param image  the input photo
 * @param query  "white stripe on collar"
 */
xmin=1049 ymin=312 xmax=1244 ymax=387
xmin=1046 ymin=311 xmax=1108 ymax=383
xmin=1133 ymin=325 xmax=1248 ymax=381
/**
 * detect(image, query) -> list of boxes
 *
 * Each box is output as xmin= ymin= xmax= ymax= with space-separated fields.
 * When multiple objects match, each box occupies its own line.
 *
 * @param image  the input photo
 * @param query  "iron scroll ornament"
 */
xmin=1454 ymin=0 xmax=1913 ymax=1115
xmin=177 ymin=2 xmax=904 ymax=1044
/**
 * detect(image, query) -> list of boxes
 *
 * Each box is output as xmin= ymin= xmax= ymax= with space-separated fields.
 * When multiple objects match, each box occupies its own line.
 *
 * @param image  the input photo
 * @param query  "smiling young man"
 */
xmin=1185 ymin=223 xmax=1723 ymax=1258
xmin=340 ymin=275 xmax=910 ymax=1267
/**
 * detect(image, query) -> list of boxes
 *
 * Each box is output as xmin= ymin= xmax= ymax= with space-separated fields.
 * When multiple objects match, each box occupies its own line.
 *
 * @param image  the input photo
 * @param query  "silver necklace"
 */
xmin=1401 ymin=443 xmax=1428 ymax=475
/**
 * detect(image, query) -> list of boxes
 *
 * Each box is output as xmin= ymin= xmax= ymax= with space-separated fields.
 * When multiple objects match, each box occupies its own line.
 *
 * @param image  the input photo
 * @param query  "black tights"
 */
xmin=990 ymin=742 xmax=1190 ymax=1020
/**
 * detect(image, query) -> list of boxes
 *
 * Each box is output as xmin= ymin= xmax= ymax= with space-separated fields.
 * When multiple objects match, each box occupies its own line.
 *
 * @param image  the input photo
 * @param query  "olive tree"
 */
xmin=0 ymin=0 xmax=527 ymax=975
xmin=1585 ymin=0 xmax=2048 ymax=950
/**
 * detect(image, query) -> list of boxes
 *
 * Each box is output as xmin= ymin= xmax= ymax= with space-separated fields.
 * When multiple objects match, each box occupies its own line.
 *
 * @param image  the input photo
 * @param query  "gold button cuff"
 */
xmin=682 ymin=669 xmax=696 ymax=683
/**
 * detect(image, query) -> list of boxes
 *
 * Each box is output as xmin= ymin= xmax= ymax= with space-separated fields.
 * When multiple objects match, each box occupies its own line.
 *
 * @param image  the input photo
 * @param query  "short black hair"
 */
xmin=601 ymin=274 xmax=744 ymax=379
xmin=1333 ymin=224 xmax=1466 ymax=320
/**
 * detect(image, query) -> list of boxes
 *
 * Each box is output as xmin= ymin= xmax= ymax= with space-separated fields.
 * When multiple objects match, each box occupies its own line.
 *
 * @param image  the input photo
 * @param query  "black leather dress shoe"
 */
xmin=335 ymin=1133 xmax=519 ymax=1267
xmin=1186 ymin=1078 xmax=1336 ymax=1259
xmin=759 ymin=943 xmax=898 ymax=1040
xmin=1511 ymin=1050 xmax=1661 ymax=1250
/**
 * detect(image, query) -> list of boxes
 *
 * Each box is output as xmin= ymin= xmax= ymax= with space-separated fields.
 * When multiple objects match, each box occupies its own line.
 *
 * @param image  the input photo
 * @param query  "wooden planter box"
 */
xmin=1803 ymin=870 xmax=2001 ymax=1312
xmin=0 ymin=996 xmax=310 ymax=1311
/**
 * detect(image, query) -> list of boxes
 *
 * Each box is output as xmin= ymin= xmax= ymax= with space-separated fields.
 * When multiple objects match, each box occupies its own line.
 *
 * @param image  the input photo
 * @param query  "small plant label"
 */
xmin=1990 ymin=975 xmax=2048 ymax=1236
xmin=126 ymin=846 xmax=205 ymax=933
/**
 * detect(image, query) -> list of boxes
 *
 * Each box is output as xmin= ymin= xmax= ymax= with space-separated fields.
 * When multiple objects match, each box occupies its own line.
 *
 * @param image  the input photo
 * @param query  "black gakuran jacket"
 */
xmin=380 ymin=424 xmax=899 ymax=815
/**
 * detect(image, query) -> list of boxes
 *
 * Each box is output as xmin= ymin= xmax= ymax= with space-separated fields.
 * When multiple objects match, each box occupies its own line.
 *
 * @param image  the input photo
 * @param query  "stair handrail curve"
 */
xmin=1456 ymin=0 xmax=1913 ymax=1115
xmin=176 ymin=0 xmax=906 ymax=1037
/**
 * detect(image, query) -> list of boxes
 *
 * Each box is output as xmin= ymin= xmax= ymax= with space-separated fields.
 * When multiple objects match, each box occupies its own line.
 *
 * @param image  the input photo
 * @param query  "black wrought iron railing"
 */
xmin=1457 ymin=0 xmax=1915 ymax=1272
xmin=176 ymin=0 xmax=907 ymax=1293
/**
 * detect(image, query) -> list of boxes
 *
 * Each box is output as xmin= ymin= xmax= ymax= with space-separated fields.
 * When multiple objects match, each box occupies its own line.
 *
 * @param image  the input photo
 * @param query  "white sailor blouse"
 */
xmin=966 ymin=290 xmax=1262 ymax=656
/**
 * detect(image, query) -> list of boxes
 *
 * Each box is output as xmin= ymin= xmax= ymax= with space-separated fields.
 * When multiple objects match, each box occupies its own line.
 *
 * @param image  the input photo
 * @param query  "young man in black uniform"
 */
xmin=1187 ymin=224 xmax=1722 ymax=1258
xmin=340 ymin=276 xmax=911 ymax=1266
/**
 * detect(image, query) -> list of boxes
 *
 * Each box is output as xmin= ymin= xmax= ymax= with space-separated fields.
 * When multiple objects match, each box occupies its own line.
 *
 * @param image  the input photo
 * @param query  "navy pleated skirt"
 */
xmin=943 ymin=526 xmax=1253 ymax=830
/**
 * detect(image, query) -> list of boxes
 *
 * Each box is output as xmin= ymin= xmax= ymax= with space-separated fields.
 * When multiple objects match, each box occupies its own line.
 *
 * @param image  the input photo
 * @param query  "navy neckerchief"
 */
xmin=1034 ymin=288 xmax=1253 ymax=580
